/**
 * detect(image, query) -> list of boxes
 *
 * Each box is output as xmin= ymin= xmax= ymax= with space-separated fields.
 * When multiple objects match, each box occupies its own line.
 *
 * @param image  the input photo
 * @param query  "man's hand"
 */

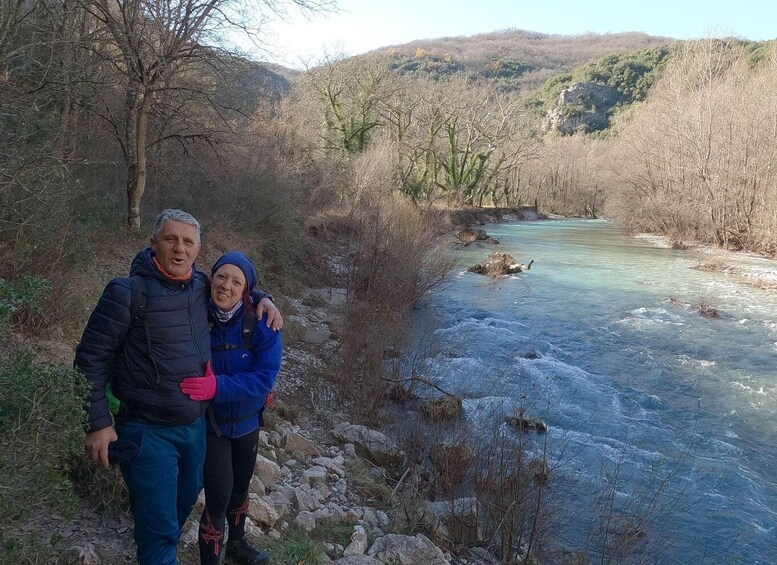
xmin=85 ymin=426 xmax=117 ymax=468
xmin=257 ymin=297 xmax=283 ymax=331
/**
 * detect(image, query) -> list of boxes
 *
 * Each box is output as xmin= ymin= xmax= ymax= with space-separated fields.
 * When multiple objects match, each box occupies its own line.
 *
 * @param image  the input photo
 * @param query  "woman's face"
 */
xmin=211 ymin=264 xmax=246 ymax=311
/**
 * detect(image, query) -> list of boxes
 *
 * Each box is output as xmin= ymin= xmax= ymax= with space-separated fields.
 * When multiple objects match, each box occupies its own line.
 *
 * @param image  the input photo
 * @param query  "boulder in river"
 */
xmin=456 ymin=227 xmax=500 ymax=245
xmin=505 ymin=416 xmax=547 ymax=433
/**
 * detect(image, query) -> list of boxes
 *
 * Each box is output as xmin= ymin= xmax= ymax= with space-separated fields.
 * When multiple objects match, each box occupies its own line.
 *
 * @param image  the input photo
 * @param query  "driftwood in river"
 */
xmin=468 ymin=252 xmax=534 ymax=276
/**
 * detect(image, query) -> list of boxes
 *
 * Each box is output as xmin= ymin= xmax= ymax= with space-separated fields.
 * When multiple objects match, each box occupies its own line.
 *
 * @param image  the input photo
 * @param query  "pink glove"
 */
xmin=179 ymin=361 xmax=217 ymax=401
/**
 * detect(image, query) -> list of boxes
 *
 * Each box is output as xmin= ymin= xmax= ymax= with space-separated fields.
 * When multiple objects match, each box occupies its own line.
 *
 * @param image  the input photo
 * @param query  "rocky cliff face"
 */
xmin=544 ymin=81 xmax=622 ymax=135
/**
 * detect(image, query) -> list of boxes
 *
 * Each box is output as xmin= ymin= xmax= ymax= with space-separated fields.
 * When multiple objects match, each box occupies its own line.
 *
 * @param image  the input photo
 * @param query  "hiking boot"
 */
xmin=224 ymin=537 xmax=270 ymax=565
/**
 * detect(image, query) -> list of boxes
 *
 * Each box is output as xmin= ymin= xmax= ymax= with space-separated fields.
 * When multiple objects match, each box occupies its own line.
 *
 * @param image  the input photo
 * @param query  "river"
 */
xmin=412 ymin=219 xmax=777 ymax=563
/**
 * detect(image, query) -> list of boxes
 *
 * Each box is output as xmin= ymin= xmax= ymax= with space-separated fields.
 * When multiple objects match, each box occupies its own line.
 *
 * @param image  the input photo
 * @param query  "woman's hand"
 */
xmin=180 ymin=361 xmax=217 ymax=400
xmin=257 ymin=297 xmax=283 ymax=331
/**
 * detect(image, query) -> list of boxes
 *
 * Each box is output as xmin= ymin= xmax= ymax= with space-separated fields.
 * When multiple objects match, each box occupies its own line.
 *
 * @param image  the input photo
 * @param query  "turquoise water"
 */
xmin=415 ymin=219 xmax=777 ymax=563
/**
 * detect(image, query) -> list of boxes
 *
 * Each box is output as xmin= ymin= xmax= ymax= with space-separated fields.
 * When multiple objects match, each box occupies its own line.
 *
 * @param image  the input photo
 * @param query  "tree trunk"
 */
xmin=126 ymin=89 xmax=152 ymax=231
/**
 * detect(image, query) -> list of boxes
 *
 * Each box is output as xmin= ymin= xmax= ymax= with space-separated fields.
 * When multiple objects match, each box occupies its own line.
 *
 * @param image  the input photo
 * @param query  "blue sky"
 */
xmin=258 ymin=0 xmax=776 ymax=67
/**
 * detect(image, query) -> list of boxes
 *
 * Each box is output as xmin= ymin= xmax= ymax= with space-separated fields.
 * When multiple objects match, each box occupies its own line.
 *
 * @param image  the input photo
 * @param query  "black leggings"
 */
xmin=198 ymin=428 xmax=259 ymax=564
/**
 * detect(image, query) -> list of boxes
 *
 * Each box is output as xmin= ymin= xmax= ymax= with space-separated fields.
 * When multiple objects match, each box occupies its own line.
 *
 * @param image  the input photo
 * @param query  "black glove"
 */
xmin=108 ymin=439 xmax=139 ymax=465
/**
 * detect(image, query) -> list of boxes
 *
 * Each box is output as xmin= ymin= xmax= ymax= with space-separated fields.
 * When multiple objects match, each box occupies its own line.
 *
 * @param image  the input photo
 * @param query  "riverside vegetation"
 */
xmin=3 ymin=1 xmax=777 ymax=561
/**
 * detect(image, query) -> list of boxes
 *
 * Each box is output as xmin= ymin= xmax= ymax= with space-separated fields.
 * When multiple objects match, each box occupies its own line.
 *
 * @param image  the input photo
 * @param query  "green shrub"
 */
xmin=534 ymin=72 xmax=574 ymax=110
xmin=572 ymin=46 xmax=671 ymax=102
xmin=309 ymin=520 xmax=354 ymax=547
xmin=532 ymin=47 xmax=672 ymax=114
xmin=390 ymin=53 xmax=463 ymax=80
xmin=0 ymin=275 xmax=51 ymax=332
xmin=268 ymin=527 xmax=327 ymax=564
xmin=0 ymin=350 xmax=86 ymax=524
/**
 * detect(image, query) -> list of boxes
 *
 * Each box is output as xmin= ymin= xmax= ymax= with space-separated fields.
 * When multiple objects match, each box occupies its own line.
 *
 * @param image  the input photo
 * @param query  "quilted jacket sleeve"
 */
xmin=249 ymin=289 xmax=272 ymax=304
xmin=74 ymin=278 xmax=132 ymax=432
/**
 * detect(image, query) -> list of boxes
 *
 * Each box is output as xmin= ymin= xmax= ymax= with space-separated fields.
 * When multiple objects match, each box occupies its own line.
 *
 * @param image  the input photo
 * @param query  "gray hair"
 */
xmin=151 ymin=209 xmax=202 ymax=244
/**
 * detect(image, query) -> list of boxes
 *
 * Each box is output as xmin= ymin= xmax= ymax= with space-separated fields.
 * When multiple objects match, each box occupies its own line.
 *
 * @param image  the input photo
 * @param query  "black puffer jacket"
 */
xmin=75 ymin=249 xmax=210 ymax=430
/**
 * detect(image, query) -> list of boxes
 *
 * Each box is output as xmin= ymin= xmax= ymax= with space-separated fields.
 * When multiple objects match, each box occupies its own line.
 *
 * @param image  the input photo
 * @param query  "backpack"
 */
xmin=105 ymin=275 xmax=148 ymax=415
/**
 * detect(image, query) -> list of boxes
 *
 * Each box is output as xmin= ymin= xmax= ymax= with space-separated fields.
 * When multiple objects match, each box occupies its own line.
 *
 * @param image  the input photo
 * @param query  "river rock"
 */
xmin=367 ymin=533 xmax=447 ymax=564
xmin=313 ymin=455 xmax=347 ymax=478
xmin=302 ymin=465 xmax=329 ymax=486
xmin=332 ymin=422 xmax=403 ymax=467
xmin=336 ymin=557 xmax=381 ymax=565
xmin=294 ymin=484 xmax=323 ymax=512
xmin=505 ymin=416 xmax=547 ymax=433
xmin=254 ymin=454 xmax=281 ymax=488
xmin=268 ymin=486 xmax=294 ymax=517
xmin=302 ymin=326 xmax=333 ymax=345
xmin=456 ymin=227 xmax=500 ymax=245
xmin=282 ymin=430 xmax=322 ymax=456
xmin=426 ymin=497 xmax=481 ymax=544
xmin=249 ymin=476 xmax=266 ymax=496
xmin=248 ymin=494 xmax=280 ymax=529
xmin=312 ymin=502 xmax=347 ymax=525
xmin=343 ymin=525 xmax=369 ymax=556
xmin=295 ymin=510 xmax=316 ymax=532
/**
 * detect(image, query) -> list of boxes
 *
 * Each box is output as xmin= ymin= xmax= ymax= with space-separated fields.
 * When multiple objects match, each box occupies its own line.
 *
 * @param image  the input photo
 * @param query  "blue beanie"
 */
xmin=211 ymin=252 xmax=258 ymax=291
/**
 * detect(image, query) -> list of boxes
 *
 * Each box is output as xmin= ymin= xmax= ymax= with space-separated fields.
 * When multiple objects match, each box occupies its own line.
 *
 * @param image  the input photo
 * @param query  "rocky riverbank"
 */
xmin=444 ymin=205 xmax=544 ymax=228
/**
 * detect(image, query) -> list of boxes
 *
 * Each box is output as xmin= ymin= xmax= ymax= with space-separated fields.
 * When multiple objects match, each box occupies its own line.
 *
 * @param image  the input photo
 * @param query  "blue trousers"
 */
xmin=117 ymin=417 xmax=206 ymax=565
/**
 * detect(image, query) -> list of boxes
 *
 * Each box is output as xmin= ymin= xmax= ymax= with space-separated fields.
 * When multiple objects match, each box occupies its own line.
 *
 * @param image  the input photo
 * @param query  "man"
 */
xmin=75 ymin=209 xmax=281 ymax=564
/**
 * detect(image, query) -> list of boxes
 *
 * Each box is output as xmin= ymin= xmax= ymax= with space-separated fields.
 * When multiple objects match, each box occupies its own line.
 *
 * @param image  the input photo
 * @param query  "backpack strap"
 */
xmin=210 ymin=303 xmax=258 ymax=353
xmin=127 ymin=275 xmax=147 ymax=326
xmin=106 ymin=275 xmax=148 ymax=416
xmin=241 ymin=302 xmax=257 ymax=352
xmin=127 ymin=274 xmax=161 ymax=383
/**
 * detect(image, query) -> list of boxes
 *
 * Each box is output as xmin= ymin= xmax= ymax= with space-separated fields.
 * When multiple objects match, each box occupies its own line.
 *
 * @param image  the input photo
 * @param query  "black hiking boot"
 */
xmin=224 ymin=537 xmax=270 ymax=565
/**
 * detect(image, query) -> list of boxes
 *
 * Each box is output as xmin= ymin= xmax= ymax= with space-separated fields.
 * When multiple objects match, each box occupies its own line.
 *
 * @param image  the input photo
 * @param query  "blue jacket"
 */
xmin=208 ymin=304 xmax=282 ymax=438
xmin=75 ymin=249 xmax=211 ymax=430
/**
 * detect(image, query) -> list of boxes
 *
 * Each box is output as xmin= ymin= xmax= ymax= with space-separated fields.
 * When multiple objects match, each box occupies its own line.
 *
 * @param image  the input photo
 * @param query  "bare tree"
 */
xmin=608 ymin=39 xmax=777 ymax=252
xmin=82 ymin=0 xmax=332 ymax=230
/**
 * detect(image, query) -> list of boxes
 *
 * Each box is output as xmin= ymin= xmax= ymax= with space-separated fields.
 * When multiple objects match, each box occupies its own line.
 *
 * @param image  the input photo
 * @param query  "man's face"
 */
xmin=150 ymin=220 xmax=201 ymax=278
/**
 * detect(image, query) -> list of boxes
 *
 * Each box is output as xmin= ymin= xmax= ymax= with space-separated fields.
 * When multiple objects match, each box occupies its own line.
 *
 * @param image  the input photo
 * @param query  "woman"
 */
xmin=179 ymin=252 xmax=282 ymax=565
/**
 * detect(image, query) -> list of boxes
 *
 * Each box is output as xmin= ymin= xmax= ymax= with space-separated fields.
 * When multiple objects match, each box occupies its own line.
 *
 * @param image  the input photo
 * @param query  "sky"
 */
xmin=254 ymin=0 xmax=777 ymax=68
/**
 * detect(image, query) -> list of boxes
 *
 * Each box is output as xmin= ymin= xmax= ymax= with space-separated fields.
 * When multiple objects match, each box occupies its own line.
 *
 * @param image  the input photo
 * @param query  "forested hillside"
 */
xmin=376 ymin=29 xmax=671 ymax=91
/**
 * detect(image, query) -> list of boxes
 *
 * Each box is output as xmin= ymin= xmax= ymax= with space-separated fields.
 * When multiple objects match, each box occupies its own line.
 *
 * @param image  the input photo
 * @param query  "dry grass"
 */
xmin=420 ymin=396 xmax=463 ymax=421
